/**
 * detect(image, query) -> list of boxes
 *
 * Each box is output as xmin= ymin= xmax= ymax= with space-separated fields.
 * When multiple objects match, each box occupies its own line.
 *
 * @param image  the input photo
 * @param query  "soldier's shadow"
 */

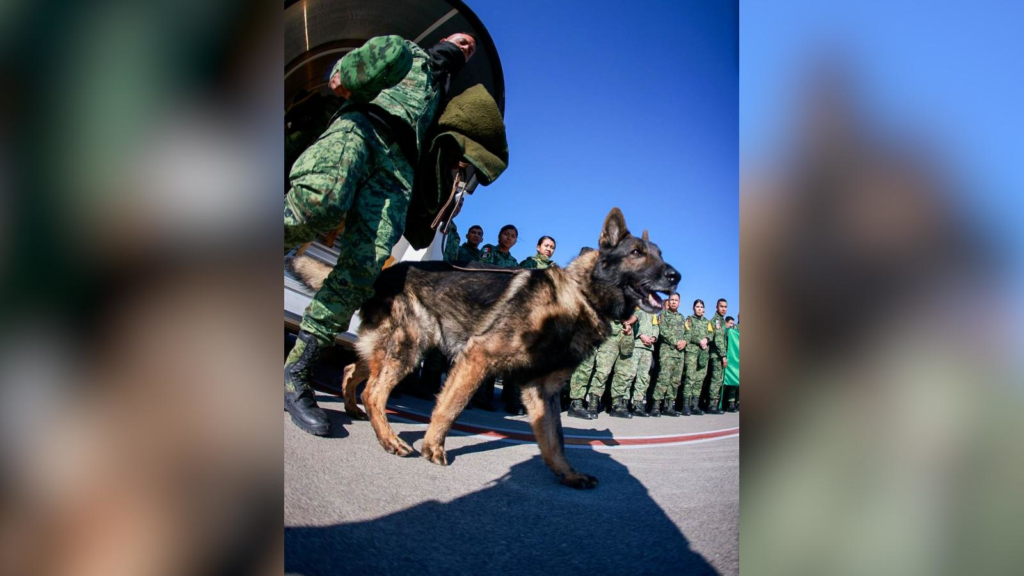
xmin=284 ymin=446 xmax=718 ymax=575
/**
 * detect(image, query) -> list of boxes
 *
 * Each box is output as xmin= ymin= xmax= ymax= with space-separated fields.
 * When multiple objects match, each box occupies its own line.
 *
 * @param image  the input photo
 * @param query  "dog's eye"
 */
xmin=631 ymin=249 xmax=642 ymax=257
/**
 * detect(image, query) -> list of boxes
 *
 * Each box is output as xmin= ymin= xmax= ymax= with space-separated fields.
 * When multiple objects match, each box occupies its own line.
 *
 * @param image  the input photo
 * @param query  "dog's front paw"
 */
xmin=346 ymin=406 xmax=369 ymax=421
xmin=421 ymin=443 xmax=448 ymax=466
xmin=559 ymin=472 xmax=599 ymax=490
xmin=382 ymin=436 xmax=414 ymax=457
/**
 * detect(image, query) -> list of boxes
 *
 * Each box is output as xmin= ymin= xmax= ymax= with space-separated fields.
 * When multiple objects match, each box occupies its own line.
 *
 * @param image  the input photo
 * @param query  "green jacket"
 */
xmin=520 ymin=253 xmax=556 ymax=269
xmin=633 ymin=309 xmax=660 ymax=352
xmin=442 ymin=222 xmax=461 ymax=263
xmin=611 ymin=319 xmax=634 ymax=357
xmin=458 ymin=243 xmax=481 ymax=262
xmin=479 ymin=244 xmax=518 ymax=268
xmin=710 ymin=312 xmax=728 ymax=357
xmin=684 ymin=314 xmax=715 ymax=352
xmin=658 ymin=309 xmax=686 ymax=358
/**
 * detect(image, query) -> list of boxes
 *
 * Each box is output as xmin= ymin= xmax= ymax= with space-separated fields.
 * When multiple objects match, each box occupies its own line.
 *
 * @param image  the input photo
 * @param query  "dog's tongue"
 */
xmin=648 ymin=292 xmax=662 ymax=308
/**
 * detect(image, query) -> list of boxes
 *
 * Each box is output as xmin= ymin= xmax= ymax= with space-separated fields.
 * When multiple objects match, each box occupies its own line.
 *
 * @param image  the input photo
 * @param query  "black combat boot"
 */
xmin=284 ymin=331 xmax=331 ymax=436
xmin=663 ymin=399 xmax=680 ymax=417
xmin=633 ymin=398 xmax=649 ymax=417
xmin=682 ymin=397 xmax=692 ymax=416
xmin=706 ymin=400 xmax=722 ymax=415
xmin=650 ymin=399 xmax=662 ymax=418
xmin=727 ymin=399 xmax=737 ymax=412
xmin=610 ymin=397 xmax=633 ymax=419
xmin=568 ymin=399 xmax=594 ymax=420
xmin=586 ymin=393 xmax=601 ymax=419
xmin=690 ymin=397 xmax=704 ymax=415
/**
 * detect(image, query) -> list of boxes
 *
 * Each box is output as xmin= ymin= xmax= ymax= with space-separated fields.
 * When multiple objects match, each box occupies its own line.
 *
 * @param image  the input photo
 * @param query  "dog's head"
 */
xmin=592 ymin=208 xmax=680 ymax=318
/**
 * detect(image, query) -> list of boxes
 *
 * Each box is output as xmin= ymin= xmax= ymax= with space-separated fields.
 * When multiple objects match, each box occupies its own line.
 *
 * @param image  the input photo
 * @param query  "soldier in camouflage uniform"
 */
xmin=651 ymin=293 xmax=686 ymax=417
xmin=458 ymin=224 xmax=484 ymax=262
xmin=519 ymin=236 xmax=557 ymax=269
xmin=611 ymin=308 xmax=659 ymax=418
xmin=568 ymin=320 xmax=632 ymax=419
xmin=478 ymin=224 xmax=519 ymax=268
xmin=682 ymin=299 xmax=715 ymax=416
xmin=706 ymin=298 xmax=730 ymax=415
xmin=283 ymin=33 xmax=477 ymax=436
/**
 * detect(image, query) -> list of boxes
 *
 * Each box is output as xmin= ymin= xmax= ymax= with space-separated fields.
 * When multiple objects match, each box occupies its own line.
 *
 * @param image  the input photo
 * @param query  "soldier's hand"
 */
xmin=699 ymin=338 xmax=708 ymax=349
xmin=722 ymin=358 xmax=728 ymax=368
xmin=329 ymin=71 xmax=352 ymax=98
xmin=676 ymin=341 xmax=685 ymax=351
xmin=622 ymin=325 xmax=633 ymax=335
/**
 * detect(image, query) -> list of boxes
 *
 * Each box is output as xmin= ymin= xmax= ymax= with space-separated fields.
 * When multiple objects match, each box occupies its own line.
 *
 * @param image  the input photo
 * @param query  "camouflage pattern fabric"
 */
xmin=682 ymin=314 xmax=715 ymax=401
xmin=478 ymin=244 xmax=518 ymax=268
xmin=331 ymin=35 xmax=413 ymax=104
xmin=610 ymin=346 xmax=639 ymax=400
xmin=653 ymin=309 xmax=686 ymax=401
xmin=458 ymin=243 xmax=481 ymax=262
xmin=628 ymin=310 xmax=659 ymax=402
xmin=520 ymin=252 xmax=555 ymax=269
xmin=284 ymin=37 xmax=442 ymax=347
xmin=443 ymin=222 xmax=461 ymax=263
xmin=569 ymin=321 xmax=624 ymax=400
xmin=708 ymin=312 xmax=728 ymax=405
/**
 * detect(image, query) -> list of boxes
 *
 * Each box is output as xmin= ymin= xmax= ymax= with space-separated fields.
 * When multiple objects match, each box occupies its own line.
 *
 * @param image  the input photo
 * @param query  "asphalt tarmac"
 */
xmin=285 ymin=390 xmax=739 ymax=575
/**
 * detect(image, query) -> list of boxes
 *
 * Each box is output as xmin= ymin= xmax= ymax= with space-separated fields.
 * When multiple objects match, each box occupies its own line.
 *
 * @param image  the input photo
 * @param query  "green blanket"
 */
xmin=404 ymin=84 xmax=509 ymax=249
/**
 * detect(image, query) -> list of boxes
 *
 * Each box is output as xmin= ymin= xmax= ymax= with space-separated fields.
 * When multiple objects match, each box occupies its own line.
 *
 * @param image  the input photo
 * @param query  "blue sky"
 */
xmin=458 ymin=0 xmax=739 ymax=317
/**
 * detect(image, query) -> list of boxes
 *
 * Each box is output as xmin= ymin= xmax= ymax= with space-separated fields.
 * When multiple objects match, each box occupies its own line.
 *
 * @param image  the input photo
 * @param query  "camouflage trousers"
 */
xmin=284 ymin=112 xmax=414 ymax=346
xmin=683 ymin=347 xmax=709 ymax=401
xmin=568 ymin=333 xmax=621 ymax=400
xmin=653 ymin=353 xmax=684 ymax=401
xmin=708 ymin=351 xmax=725 ymax=404
xmin=612 ymin=348 xmax=653 ymax=403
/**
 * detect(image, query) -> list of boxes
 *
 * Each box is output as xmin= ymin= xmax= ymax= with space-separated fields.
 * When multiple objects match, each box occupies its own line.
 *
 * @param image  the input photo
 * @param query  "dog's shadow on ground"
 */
xmin=284 ymin=447 xmax=719 ymax=575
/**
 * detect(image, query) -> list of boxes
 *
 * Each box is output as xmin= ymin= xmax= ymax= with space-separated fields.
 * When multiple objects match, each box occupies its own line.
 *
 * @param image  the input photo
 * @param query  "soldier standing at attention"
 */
xmin=282 ymin=33 xmax=478 ymax=436
xmin=707 ymin=298 xmax=730 ymax=414
xmin=479 ymin=224 xmax=519 ymax=268
xmin=651 ymin=293 xmax=685 ymax=417
xmin=682 ymin=299 xmax=714 ymax=416
xmin=458 ymin=224 xmax=484 ymax=262
xmin=628 ymin=307 xmax=660 ymax=417
xmin=520 ymin=236 xmax=557 ymax=269
xmin=609 ymin=313 xmax=639 ymax=418
xmin=568 ymin=319 xmax=632 ymax=419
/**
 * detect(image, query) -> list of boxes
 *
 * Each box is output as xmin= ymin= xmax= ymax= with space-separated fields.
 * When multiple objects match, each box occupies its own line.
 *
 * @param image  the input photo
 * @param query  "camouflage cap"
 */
xmin=330 ymin=35 xmax=413 ymax=103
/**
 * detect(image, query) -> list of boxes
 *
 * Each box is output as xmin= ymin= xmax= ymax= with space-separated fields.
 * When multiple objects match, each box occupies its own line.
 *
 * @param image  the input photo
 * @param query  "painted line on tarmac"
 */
xmin=384 ymin=406 xmax=739 ymax=449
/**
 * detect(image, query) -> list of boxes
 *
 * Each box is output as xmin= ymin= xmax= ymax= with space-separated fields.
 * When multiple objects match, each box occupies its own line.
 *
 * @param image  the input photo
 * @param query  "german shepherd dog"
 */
xmin=290 ymin=208 xmax=679 ymax=488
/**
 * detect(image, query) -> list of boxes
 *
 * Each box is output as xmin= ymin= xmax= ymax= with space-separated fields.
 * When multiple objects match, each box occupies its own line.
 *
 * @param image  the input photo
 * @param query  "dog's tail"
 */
xmin=286 ymin=254 xmax=332 ymax=291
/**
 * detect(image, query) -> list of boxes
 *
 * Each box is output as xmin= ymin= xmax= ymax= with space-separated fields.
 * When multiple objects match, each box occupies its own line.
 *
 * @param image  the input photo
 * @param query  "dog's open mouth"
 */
xmin=626 ymin=284 xmax=668 ymax=313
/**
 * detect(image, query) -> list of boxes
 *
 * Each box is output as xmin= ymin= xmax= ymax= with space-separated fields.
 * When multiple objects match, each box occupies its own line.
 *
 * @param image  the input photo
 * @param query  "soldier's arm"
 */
xmin=329 ymin=35 xmax=412 ymax=102
xmin=520 ymin=257 xmax=537 ymax=269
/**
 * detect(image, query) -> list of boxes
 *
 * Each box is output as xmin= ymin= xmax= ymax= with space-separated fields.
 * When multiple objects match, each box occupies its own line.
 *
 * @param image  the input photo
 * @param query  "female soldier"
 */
xmin=520 ymin=235 xmax=557 ymax=269
xmin=682 ymin=299 xmax=716 ymax=416
xmin=479 ymin=224 xmax=519 ymax=268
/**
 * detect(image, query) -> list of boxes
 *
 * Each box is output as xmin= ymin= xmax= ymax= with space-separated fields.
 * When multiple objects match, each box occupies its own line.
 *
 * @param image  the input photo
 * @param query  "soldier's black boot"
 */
xmin=586 ymin=393 xmax=601 ymax=419
xmin=284 ymin=331 xmax=331 ymax=436
xmin=610 ymin=397 xmax=632 ymax=419
xmin=568 ymin=399 xmax=594 ymax=420
xmin=690 ymin=397 xmax=704 ymax=415
xmin=681 ymin=397 xmax=692 ymax=416
xmin=633 ymin=399 xmax=649 ymax=417
xmin=663 ymin=399 xmax=680 ymax=417
xmin=650 ymin=399 xmax=662 ymax=418
xmin=707 ymin=400 xmax=722 ymax=415
xmin=726 ymin=399 xmax=737 ymax=412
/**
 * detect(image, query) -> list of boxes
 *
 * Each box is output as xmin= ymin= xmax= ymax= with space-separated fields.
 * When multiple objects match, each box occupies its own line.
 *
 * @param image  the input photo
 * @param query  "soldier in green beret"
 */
xmin=520 ymin=236 xmax=557 ymax=269
xmin=283 ymin=33 xmax=477 ymax=436
xmin=682 ymin=299 xmax=715 ymax=416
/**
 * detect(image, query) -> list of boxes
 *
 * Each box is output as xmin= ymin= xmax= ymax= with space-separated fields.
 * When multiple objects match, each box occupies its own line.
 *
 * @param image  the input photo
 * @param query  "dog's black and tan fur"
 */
xmin=290 ymin=208 xmax=679 ymax=488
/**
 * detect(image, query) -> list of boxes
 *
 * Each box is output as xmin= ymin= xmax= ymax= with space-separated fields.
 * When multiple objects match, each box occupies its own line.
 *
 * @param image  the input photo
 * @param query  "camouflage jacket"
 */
xmin=479 ymin=244 xmax=518 ymax=268
xmin=684 ymin=314 xmax=715 ymax=351
xmin=458 ymin=243 xmax=481 ymax=262
xmin=658 ymin=309 xmax=686 ymax=358
xmin=336 ymin=37 xmax=440 ymax=158
xmin=442 ymin=222 xmax=461 ymax=263
xmin=520 ymin=253 xmax=556 ymax=269
xmin=611 ymin=319 xmax=634 ymax=357
xmin=633 ymin=309 xmax=660 ymax=351
xmin=710 ymin=312 xmax=728 ymax=356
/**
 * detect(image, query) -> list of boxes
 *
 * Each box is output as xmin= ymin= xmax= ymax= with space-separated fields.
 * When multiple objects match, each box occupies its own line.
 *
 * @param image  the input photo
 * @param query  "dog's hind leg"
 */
xmin=340 ymin=360 xmax=369 ymax=420
xmin=362 ymin=349 xmax=417 ymax=457
xmin=522 ymin=376 xmax=599 ymax=490
xmin=421 ymin=347 xmax=491 ymax=466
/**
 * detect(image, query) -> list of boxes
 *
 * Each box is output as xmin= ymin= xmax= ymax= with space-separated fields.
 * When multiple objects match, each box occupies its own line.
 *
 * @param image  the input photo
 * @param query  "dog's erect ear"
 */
xmin=642 ymin=229 xmax=649 ymax=242
xmin=600 ymin=208 xmax=630 ymax=249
